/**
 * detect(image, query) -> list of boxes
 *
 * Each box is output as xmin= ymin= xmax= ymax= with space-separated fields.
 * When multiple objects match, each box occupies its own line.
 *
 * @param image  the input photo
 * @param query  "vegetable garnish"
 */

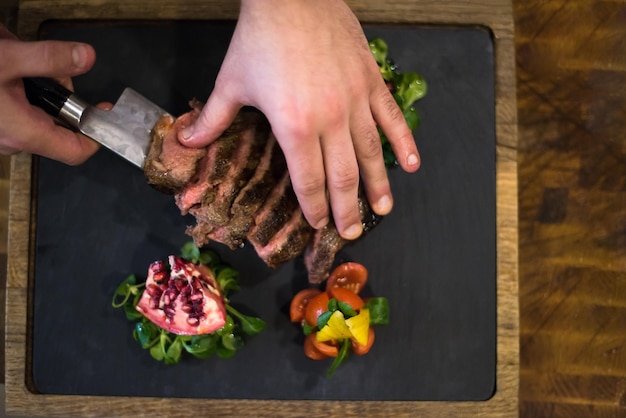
xmin=369 ymin=38 xmax=428 ymax=167
xmin=290 ymin=262 xmax=390 ymax=376
xmin=112 ymin=242 xmax=266 ymax=364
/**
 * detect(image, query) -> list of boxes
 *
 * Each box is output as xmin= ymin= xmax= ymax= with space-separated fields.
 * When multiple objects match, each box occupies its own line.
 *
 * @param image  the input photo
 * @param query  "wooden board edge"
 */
xmin=7 ymin=1 xmax=519 ymax=416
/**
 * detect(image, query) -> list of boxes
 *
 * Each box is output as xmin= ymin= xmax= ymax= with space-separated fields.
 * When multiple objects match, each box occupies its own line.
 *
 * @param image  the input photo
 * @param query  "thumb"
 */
xmin=0 ymin=39 xmax=95 ymax=81
xmin=178 ymin=86 xmax=241 ymax=148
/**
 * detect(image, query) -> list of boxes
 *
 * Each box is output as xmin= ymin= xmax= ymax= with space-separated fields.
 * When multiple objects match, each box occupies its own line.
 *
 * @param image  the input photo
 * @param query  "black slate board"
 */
xmin=32 ymin=21 xmax=496 ymax=401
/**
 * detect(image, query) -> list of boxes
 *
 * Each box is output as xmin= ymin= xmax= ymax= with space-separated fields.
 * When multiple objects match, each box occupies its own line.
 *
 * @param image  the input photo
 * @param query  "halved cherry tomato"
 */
xmin=289 ymin=288 xmax=322 ymax=323
xmin=304 ymin=334 xmax=328 ymax=360
xmin=328 ymin=287 xmax=365 ymax=311
xmin=326 ymin=262 xmax=368 ymax=294
xmin=351 ymin=327 xmax=375 ymax=355
xmin=304 ymin=292 xmax=330 ymax=327
xmin=312 ymin=337 xmax=339 ymax=357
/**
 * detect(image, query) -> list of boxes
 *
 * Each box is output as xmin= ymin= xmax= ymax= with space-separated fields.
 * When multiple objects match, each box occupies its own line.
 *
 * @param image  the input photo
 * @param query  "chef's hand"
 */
xmin=0 ymin=23 xmax=100 ymax=164
xmin=179 ymin=0 xmax=420 ymax=240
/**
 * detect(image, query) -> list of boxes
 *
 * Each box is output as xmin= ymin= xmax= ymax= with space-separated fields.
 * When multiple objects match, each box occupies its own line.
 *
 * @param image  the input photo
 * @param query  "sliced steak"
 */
xmin=204 ymin=134 xmax=288 ymax=249
xmin=246 ymin=171 xmax=300 ymax=247
xmin=145 ymin=103 xmax=386 ymax=283
xmin=175 ymin=111 xmax=263 ymax=216
xmin=250 ymin=208 xmax=313 ymax=269
xmin=190 ymin=112 xmax=270 ymax=228
xmin=304 ymin=193 xmax=383 ymax=283
xmin=144 ymin=104 xmax=206 ymax=194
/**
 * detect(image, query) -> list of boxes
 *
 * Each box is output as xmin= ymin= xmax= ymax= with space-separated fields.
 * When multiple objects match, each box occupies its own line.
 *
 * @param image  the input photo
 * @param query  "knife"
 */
xmin=23 ymin=77 xmax=169 ymax=168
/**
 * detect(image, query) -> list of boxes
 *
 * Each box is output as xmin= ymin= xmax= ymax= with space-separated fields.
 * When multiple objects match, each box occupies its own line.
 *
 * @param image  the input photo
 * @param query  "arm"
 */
xmin=178 ymin=0 xmax=420 ymax=239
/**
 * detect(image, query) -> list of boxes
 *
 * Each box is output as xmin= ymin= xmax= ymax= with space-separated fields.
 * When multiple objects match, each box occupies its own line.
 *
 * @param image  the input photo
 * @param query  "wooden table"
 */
xmin=515 ymin=1 xmax=626 ymax=416
xmin=0 ymin=0 xmax=624 ymax=417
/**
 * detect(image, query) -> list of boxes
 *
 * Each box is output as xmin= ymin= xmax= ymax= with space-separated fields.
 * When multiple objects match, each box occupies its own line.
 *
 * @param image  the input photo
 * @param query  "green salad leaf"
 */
xmin=369 ymin=38 xmax=427 ymax=167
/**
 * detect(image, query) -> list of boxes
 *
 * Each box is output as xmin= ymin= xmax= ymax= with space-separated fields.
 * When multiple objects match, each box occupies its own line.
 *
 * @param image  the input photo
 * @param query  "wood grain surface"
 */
xmin=515 ymin=1 xmax=626 ymax=416
xmin=0 ymin=0 xmax=620 ymax=417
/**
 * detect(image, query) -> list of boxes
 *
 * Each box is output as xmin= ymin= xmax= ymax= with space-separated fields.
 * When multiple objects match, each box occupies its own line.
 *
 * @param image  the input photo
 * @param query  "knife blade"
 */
xmin=23 ymin=77 xmax=169 ymax=168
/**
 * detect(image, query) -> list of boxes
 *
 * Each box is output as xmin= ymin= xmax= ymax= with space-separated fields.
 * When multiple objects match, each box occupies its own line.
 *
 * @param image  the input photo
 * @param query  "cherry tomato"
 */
xmin=312 ymin=337 xmax=339 ymax=357
xmin=328 ymin=287 xmax=365 ymax=311
xmin=304 ymin=292 xmax=330 ymax=327
xmin=289 ymin=288 xmax=322 ymax=323
xmin=351 ymin=327 xmax=375 ymax=355
xmin=326 ymin=262 xmax=368 ymax=294
xmin=303 ymin=334 xmax=328 ymax=360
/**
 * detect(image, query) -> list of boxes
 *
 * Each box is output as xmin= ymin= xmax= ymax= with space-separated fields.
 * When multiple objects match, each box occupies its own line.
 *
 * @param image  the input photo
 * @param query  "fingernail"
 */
xmin=407 ymin=153 xmax=419 ymax=166
xmin=72 ymin=45 xmax=88 ymax=69
xmin=180 ymin=125 xmax=195 ymax=141
xmin=374 ymin=194 xmax=393 ymax=215
xmin=343 ymin=223 xmax=363 ymax=240
xmin=313 ymin=217 xmax=329 ymax=230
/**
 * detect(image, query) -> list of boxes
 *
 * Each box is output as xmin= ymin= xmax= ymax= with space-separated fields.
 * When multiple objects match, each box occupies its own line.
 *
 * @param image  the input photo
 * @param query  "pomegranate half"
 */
xmin=136 ymin=255 xmax=227 ymax=335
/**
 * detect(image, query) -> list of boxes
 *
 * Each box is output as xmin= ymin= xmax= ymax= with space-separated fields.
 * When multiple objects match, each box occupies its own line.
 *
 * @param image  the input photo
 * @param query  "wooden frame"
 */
xmin=6 ymin=0 xmax=519 ymax=416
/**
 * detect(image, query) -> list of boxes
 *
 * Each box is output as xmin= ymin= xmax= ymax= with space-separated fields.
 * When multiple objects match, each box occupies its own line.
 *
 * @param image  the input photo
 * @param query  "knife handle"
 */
xmin=23 ymin=77 xmax=89 ymax=130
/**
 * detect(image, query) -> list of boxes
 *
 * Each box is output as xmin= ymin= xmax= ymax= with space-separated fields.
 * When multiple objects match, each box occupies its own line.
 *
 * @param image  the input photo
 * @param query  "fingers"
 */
xmin=272 ymin=123 xmax=330 ymax=231
xmin=321 ymin=128 xmax=363 ymax=239
xmin=15 ymin=105 xmax=99 ymax=165
xmin=350 ymin=107 xmax=393 ymax=216
xmin=0 ymin=39 xmax=95 ymax=81
xmin=178 ymin=84 xmax=242 ymax=148
xmin=370 ymin=83 xmax=421 ymax=173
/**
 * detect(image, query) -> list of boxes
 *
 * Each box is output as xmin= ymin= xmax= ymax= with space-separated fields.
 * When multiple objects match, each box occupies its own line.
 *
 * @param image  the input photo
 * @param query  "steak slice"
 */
xmin=203 ymin=134 xmax=288 ymax=249
xmin=189 ymin=112 xmax=270 ymax=228
xmin=250 ymin=208 xmax=314 ymax=269
xmin=304 ymin=193 xmax=383 ymax=283
xmin=144 ymin=103 xmax=206 ymax=194
xmin=175 ymin=111 xmax=256 ymax=215
xmin=246 ymin=171 xmax=300 ymax=247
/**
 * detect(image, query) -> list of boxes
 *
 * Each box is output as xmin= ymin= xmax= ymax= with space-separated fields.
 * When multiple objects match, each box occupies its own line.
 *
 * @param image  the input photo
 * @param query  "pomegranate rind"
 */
xmin=136 ymin=256 xmax=227 ymax=335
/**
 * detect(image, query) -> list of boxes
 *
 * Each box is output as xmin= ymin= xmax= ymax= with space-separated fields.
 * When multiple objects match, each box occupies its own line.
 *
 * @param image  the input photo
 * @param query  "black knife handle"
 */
xmin=23 ymin=77 xmax=88 ymax=130
xmin=23 ymin=77 xmax=72 ymax=117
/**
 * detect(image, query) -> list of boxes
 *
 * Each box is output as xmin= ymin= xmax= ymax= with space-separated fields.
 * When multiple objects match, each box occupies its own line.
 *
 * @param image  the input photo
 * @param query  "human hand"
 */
xmin=178 ymin=0 xmax=420 ymax=240
xmin=0 ymin=23 xmax=100 ymax=164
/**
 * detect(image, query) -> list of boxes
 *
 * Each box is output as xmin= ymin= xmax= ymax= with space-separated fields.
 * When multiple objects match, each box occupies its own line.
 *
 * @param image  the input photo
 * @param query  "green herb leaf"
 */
xmin=327 ymin=298 xmax=338 ymax=312
xmin=365 ymin=297 xmax=390 ymax=325
xmin=369 ymin=38 xmax=388 ymax=66
xmin=302 ymin=323 xmax=317 ymax=335
xmin=327 ymin=339 xmax=351 ymax=377
xmin=150 ymin=343 xmax=164 ymax=361
xmin=221 ymin=332 xmax=243 ymax=351
xmin=216 ymin=345 xmax=237 ymax=359
xmin=111 ymin=274 xmax=141 ymax=308
xmin=403 ymin=107 xmax=420 ymax=131
xmin=394 ymin=72 xmax=427 ymax=111
xmin=124 ymin=305 xmax=143 ymax=321
xmin=317 ymin=310 xmax=333 ymax=329
xmin=217 ymin=315 xmax=235 ymax=336
xmin=183 ymin=334 xmax=218 ymax=359
xmin=216 ymin=267 xmax=240 ymax=295
xmin=164 ymin=337 xmax=183 ymax=365
xmin=134 ymin=320 xmax=159 ymax=348
xmin=180 ymin=242 xmax=201 ymax=263
xmin=226 ymin=304 xmax=267 ymax=336
xmin=337 ymin=301 xmax=357 ymax=318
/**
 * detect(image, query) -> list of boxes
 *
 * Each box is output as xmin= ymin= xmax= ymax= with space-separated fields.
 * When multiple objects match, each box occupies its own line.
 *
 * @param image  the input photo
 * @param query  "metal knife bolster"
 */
xmin=59 ymin=94 xmax=90 ymax=130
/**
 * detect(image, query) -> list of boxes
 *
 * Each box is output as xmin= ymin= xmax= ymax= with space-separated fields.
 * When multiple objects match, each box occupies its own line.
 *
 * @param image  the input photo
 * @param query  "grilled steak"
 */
xmin=144 ymin=102 xmax=206 ymax=194
xmin=304 ymin=195 xmax=383 ymax=283
xmin=144 ymin=105 xmax=383 ymax=283
xmin=206 ymin=134 xmax=287 ymax=249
